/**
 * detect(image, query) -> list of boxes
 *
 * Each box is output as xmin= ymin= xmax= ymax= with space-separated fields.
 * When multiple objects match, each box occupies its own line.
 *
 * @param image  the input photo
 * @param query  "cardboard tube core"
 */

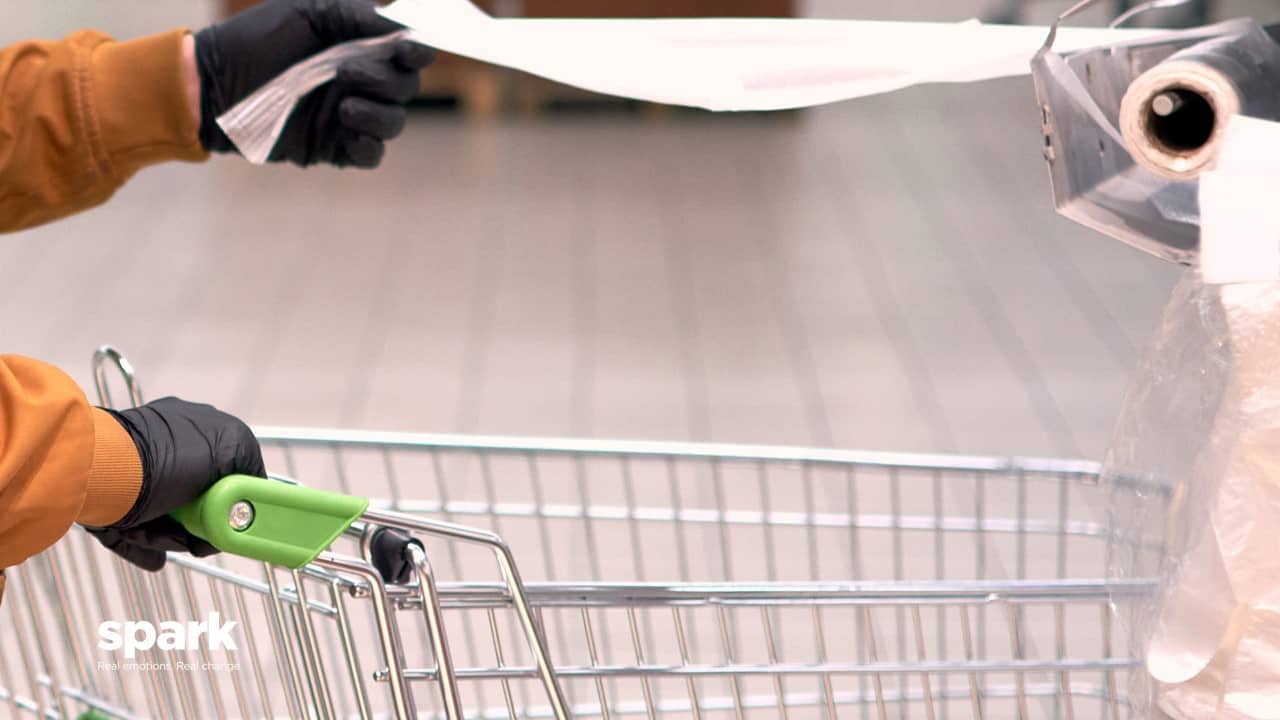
xmin=1120 ymin=60 xmax=1240 ymax=181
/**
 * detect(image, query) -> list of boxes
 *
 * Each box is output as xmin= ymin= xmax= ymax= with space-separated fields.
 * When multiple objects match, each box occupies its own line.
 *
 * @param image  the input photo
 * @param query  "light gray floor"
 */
xmin=19 ymin=0 xmax=1275 ymax=466
xmin=1 ymin=76 xmax=1180 ymax=460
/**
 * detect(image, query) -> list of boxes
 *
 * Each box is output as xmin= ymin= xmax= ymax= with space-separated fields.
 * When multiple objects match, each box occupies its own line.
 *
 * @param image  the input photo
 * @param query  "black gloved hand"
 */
xmin=85 ymin=398 xmax=266 ymax=571
xmin=195 ymin=0 xmax=436 ymax=168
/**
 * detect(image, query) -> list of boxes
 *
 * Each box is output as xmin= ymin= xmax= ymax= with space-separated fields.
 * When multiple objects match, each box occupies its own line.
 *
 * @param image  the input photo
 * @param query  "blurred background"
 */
xmin=3 ymin=0 xmax=1279 ymax=461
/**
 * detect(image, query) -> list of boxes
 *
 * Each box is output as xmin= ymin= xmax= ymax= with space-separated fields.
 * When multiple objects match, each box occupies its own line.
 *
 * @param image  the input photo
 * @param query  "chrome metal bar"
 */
xmin=716 ymin=606 xmax=746 ymax=720
xmin=526 ymin=451 xmax=578 ymax=709
xmin=208 ymin=575 xmax=252 ymax=720
xmin=429 ymin=448 xmax=489 ymax=713
xmin=333 ymin=582 xmax=374 ymax=720
xmin=175 ymin=566 xmax=218 ymax=720
xmin=931 ymin=469 xmax=948 ymax=718
xmin=4 ymin=681 xmax=144 ymax=720
xmin=166 ymin=566 xmax=206 ymax=716
xmin=264 ymin=565 xmax=310 ymax=720
xmin=1007 ymin=603 xmax=1029 ymax=720
xmin=40 ymin=547 xmax=94 ymax=701
xmin=973 ymin=471 xmax=988 ymax=696
xmin=911 ymin=606 xmax=937 ymax=720
xmin=671 ymin=607 xmax=702 ymax=720
xmin=849 ymin=467 xmax=869 ymax=720
xmin=626 ymin=608 xmax=658 ymax=720
xmin=27 ymin=572 xmax=73 ymax=720
xmin=288 ymin=598 xmax=324 ymax=715
xmin=92 ymin=345 xmax=145 ymax=408
xmin=527 ymin=682 xmax=1128 ymax=719
xmin=292 ymin=569 xmax=337 ymax=720
xmin=761 ymin=606 xmax=788 ymax=720
xmin=366 ymin=498 xmax=1118 ymax=542
xmin=118 ymin=558 xmax=171 ymax=720
xmin=711 ymin=460 xmax=733 ymax=583
xmin=960 ymin=606 xmax=983 ymax=720
xmin=888 ymin=467 xmax=906 ymax=720
xmin=864 ymin=606 xmax=887 ymax=720
xmin=379 ymin=657 xmax=1138 ymax=682
xmin=409 ymin=545 xmax=465 ymax=720
xmin=1103 ymin=604 xmax=1120 ymax=720
xmin=541 ymin=488 xmax=593 ymax=712
xmin=75 ymin=531 xmax=132 ymax=709
xmin=19 ymin=351 xmax=1140 ymax=720
xmin=8 ymin=569 xmax=54 ymax=720
xmin=1056 ymin=603 xmax=1074 ymax=720
xmin=235 ymin=584 xmax=275 ymax=720
xmin=383 ymin=579 xmax=1153 ymax=609
xmin=360 ymin=509 xmax=572 ymax=720
xmin=332 ymin=442 xmax=351 ymax=495
xmin=488 ymin=608 xmax=520 ymax=720
xmin=581 ymin=608 xmax=611 ymax=720
xmin=313 ymin=554 xmax=417 ymax=719
xmin=255 ymin=426 xmax=1102 ymax=477
xmin=0 ymin=626 xmax=21 ymax=719
xmin=574 ymin=455 xmax=604 ymax=583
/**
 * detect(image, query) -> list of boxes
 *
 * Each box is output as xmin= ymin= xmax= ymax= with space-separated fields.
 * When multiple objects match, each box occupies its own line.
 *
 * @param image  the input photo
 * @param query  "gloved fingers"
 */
xmin=339 ymin=97 xmax=406 ymax=140
xmin=86 ymin=528 xmax=168 ymax=572
xmin=130 ymin=516 xmax=221 ymax=557
xmin=309 ymin=0 xmax=404 ymax=44
xmin=193 ymin=399 xmax=266 ymax=479
xmin=112 ymin=543 xmax=169 ymax=572
xmin=231 ymin=429 xmax=267 ymax=479
xmin=337 ymin=57 xmax=421 ymax=105
xmin=340 ymin=134 xmax=386 ymax=169
xmin=392 ymin=41 xmax=437 ymax=71
xmin=189 ymin=539 xmax=221 ymax=558
xmin=89 ymin=517 xmax=221 ymax=560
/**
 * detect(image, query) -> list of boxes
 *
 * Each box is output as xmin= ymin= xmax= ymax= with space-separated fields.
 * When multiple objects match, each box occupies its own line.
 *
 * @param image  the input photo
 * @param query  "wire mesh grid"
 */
xmin=0 ymin=429 xmax=1159 ymax=720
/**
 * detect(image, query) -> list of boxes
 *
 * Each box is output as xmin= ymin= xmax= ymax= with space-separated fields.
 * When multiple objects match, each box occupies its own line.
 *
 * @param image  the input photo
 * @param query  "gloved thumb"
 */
xmin=310 ymin=1 xmax=405 ymax=44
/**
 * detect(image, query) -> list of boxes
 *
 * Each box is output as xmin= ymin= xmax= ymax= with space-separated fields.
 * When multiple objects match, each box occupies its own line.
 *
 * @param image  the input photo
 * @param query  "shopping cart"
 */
xmin=0 ymin=348 xmax=1159 ymax=720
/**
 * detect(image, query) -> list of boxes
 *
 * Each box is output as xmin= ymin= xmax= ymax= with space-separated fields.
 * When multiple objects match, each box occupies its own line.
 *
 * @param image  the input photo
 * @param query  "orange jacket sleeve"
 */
xmin=0 ymin=27 xmax=199 ymax=597
xmin=0 ymin=357 xmax=142 ymax=569
xmin=0 ymin=28 xmax=208 ymax=232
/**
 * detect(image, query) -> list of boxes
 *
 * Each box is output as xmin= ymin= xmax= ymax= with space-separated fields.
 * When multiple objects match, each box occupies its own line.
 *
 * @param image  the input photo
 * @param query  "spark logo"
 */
xmin=98 ymin=613 xmax=239 ymax=659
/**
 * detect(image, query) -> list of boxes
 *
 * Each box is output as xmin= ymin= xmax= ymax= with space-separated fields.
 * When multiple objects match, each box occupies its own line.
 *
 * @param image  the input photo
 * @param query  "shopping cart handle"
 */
xmin=171 ymin=474 xmax=368 ymax=569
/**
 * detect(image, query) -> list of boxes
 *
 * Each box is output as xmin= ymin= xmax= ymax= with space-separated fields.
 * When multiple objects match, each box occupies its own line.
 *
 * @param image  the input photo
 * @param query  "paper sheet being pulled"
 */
xmin=219 ymin=0 xmax=1161 ymax=162
xmin=381 ymin=0 xmax=1159 ymax=111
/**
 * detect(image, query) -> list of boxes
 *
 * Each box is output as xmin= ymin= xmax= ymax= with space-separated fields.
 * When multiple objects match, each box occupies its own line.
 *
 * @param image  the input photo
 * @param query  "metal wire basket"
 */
xmin=0 ymin=349 xmax=1156 ymax=719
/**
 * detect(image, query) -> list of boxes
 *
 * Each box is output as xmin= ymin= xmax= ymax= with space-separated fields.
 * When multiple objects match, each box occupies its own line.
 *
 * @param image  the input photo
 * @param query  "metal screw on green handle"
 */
xmin=171 ymin=475 xmax=368 ymax=569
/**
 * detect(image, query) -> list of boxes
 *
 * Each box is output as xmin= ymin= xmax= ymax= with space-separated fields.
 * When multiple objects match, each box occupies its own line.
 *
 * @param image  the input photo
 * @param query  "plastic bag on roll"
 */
xmin=1103 ymin=274 xmax=1280 ymax=718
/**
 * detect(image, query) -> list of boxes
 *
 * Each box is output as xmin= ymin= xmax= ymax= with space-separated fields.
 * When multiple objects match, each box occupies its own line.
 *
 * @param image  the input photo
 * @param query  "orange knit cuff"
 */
xmin=86 ymin=29 xmax=209 ymax=182
xmin=77 ymin=408 xmax=143 ymax=526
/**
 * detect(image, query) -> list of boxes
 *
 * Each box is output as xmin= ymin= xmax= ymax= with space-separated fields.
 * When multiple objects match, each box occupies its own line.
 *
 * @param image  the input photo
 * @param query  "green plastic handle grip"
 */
xmin=171 ymin=475 xmax=368 ymax=569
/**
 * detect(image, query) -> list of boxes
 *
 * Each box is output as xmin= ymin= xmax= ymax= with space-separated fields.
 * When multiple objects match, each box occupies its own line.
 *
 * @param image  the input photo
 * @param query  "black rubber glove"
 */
xmin=85 ymin=398 xmax=266 ymax=572
xmin=195 ymin=0 xmax=436 ymax=168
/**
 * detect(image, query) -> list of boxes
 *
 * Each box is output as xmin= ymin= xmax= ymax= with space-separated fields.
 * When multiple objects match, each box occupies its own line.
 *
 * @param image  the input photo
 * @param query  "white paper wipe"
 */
xmin=219 ymin=0 xmax=1161 ymax=164
xmin=382 ymin=0 xmax=1157 ymax=111
xmin=1200 ymin=116 xmax=1280 ymax=285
